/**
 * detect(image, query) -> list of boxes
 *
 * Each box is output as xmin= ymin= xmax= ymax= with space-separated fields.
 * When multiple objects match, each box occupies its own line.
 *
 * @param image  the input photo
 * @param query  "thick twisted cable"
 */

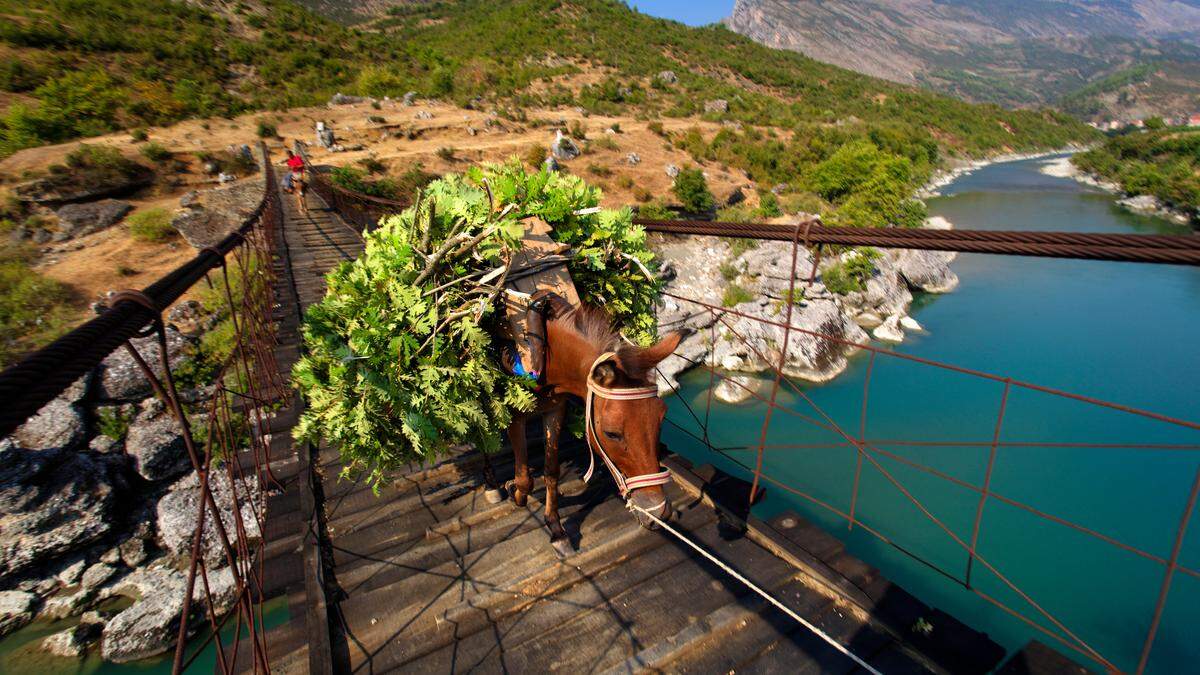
xmin=635 ymin=218 xmax=1200 ymax=264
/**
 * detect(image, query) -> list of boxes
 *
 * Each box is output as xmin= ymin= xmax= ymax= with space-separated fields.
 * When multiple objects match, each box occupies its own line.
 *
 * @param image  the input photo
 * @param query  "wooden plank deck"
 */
xmin=243 ymin=183 xmax=1015 ymax=674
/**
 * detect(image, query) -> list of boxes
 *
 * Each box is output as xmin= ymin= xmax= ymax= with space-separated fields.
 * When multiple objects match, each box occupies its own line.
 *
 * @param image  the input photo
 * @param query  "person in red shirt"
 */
xmin=284 ymin=147 xmax=307 ymax=214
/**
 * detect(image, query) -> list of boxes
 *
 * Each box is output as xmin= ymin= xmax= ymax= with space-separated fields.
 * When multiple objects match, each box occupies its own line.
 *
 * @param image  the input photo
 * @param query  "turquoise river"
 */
xmin=664 ymin=154 xmax=1200 ymax=673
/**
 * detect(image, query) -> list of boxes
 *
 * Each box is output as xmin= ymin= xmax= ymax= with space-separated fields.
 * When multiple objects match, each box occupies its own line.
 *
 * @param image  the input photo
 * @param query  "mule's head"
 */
xmin=591 ymin=331 xmax=683 ymax=528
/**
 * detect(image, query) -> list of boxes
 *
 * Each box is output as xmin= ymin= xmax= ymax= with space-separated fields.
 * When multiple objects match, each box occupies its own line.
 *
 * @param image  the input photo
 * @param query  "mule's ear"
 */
xmin=593 ymin=361 xmax=619 ymax=387
xmin=643 ymin=331 xmax=684 ymax=366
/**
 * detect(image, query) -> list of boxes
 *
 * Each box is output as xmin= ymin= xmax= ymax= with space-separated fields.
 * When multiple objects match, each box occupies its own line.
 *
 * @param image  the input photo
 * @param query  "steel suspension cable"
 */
xmin=635 ymin=218 xmax=1200 ymax=265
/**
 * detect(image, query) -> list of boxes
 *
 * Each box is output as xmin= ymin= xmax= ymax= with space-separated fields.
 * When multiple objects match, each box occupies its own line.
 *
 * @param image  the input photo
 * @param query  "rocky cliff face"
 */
xmin=651 ymin=216 xmax=960 ymax=402
xmin=725 ymin=0 xmax=1200 ymax=116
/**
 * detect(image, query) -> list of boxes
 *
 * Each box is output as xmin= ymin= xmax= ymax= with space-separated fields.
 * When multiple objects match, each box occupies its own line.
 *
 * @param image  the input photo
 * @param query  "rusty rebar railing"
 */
xmin=0 ymin=143 xmax=284 ymax=673
xmin=651 ymin=219 xmax=1199 ymax=674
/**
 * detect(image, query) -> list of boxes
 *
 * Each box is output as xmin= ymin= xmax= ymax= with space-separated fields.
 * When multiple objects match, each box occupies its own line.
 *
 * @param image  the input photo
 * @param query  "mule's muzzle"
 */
xmin=629 ymin=489 xmax=672 ymax=530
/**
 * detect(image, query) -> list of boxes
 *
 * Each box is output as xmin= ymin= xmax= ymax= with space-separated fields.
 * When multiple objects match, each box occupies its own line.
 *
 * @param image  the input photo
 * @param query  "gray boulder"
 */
xmin=665 ymin=164 xmax=680 ymax=179
xmin=328 ymin=92 xmax=366 ymax=106
xmin=836 ymin=251 xmax=913 ymax=321
xmin=101 ymin=567 xmax=187 ymax=663
xmin=124 ymin=399 xmax=190 ymax=482
xmin=156 ymin=470 xmax=261 ymax=569
xmin=54 ymin=200 xmax=132 ymax=239
xmin=894 ymin=248 xmax=959 ymax=293
xmin=0 ymin=590 xmax=36 ymax=637
xmin=625 ymin=152 xmax=641 ymax=166
xmin=11 ymin=374 xmax=89 ymax=452
xmin=714 ymin=374 xmax=764 ymax=404
xmin=402 ymin=91 xmax=417 ymax=106
xmin=551 ymin=130 xmax=580 ymax=160
xmin=0 ymin=446 xmax=124 ymax=580
xmin=42 ymin=620 xmax=102 ymax=658
xmin=712 ymin=297 xmax=867 ymax=383
xmin=95 ymin=326 xmax=190 ymax=402
xmin=81 ymin=563 xmax=119 ymax=591
xmin=543 ymin=155 xmax=560 ymax=173
xmin=657 ymin=70 xmax=678 ymax=84
xmin=170 ymin=179 xmax=261 ymax=249
xmin=704 ymin=99 xmax=729 ymax=114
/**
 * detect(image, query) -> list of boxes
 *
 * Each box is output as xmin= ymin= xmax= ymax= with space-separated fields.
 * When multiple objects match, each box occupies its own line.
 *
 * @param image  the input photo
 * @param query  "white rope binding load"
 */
xmin=625 ymin=501 xmax=884 ymax=675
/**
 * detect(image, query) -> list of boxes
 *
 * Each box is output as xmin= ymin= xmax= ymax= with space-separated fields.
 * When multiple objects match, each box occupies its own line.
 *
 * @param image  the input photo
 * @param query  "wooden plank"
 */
xmin=996 ymin=640 xmax=1095 ymax=675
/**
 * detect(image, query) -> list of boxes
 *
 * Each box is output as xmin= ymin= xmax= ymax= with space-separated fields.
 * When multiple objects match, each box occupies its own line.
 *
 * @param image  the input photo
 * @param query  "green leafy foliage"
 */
xmin=672 ymin=167 xmax=715 ymax=214
xmin=722 ymin=284 xmax=754 ymax=307
xmin=1073 ymin=129 xmax=1200 ymax=221
xmin=0 ymin=0 xmax=1095 ymax=162
xmin=294 ymin=163 xmax=661 ymax=488
xmin=126 ymin=208 xmax=176 ymax=242
xmin=822 ymin=247 xmax=881 ymax=295
xmin=0 ymin=245 xmax=74 ymax=367
xmin=97 ymin=407 xmax=131 ymax=441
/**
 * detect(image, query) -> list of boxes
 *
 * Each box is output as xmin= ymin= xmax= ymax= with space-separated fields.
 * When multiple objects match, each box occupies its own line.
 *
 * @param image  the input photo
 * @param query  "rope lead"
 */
xmin=626 ymin=501 xmax=884 ymax=675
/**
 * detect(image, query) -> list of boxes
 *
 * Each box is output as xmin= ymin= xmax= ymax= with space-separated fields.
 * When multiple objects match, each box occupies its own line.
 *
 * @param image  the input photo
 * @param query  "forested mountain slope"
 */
xmin=1 ymin=0 xmax=1095 ymax=160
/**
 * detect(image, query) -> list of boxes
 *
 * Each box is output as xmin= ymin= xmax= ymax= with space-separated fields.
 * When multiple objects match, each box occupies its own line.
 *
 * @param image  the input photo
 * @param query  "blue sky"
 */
xmin=627 ymin=1 xmax=735 ymax=26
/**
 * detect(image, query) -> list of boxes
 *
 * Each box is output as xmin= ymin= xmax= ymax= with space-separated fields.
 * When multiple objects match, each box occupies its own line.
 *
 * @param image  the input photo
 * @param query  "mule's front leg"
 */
xmin=507 ymin=415 xmax=532 ymax=507
xmin=543 ymin=402 xmax=574 ymax=556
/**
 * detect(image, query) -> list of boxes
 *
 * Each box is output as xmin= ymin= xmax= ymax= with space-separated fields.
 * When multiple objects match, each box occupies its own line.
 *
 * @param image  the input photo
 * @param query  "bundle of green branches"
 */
xmin=293 ymin=162 xmax=661 ymax=488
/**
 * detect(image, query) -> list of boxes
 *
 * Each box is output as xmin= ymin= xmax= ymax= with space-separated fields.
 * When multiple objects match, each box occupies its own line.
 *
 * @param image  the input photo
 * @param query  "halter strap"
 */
xmin=583 ymin=351 xmax=670 ymax=497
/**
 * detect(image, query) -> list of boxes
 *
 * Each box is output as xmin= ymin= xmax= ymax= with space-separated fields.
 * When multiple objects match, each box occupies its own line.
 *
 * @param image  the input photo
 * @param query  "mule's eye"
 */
xmin=603 ymin=430 xmax=623 ymax=441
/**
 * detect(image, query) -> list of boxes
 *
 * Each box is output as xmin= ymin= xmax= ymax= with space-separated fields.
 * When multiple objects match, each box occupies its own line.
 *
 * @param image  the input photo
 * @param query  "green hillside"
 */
xmin=1 ymin=0 xmax=1095 ymax=159
xmin=1073 ymin=129 xmax=1200 ymax=221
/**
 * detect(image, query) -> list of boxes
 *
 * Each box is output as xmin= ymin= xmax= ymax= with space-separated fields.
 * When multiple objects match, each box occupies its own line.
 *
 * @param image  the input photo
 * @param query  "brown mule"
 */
xmin=497 ymin=302 xmax=682 ymax=557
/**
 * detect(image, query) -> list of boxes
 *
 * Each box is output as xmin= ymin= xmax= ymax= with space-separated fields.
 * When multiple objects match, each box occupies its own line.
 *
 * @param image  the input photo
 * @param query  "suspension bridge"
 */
xmin=0 ymin=143 xmax=1196 ymax=674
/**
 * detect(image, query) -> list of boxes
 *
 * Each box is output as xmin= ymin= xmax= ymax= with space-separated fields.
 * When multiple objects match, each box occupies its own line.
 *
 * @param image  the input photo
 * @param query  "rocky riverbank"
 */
xmin=0 ymin=171 xmax=268 ymax=665
xmin=651 ymin=216 xmax=958 ymax=402
xmin=1038 ymin=155 xmax=1195 ymax=227
xmin=917 ymin=147 xmax=1093 ymax=199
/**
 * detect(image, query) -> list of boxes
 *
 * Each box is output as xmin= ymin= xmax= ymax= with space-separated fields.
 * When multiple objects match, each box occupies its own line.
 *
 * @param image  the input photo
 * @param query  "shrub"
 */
xmin=358 ymin=157 xmax=386 ymax=174
xmin=368 ymin=115 xmax=386 ymax=124
xmin=757 ymin=191 xmax=782 ymax=217
xmin=633 ymin=187 xmax=653 ymax=202
xmin=127 ymin=208 xmax=176 ymax=242
xmin=97 ymin=407 xmax=131 ymax=440
xmin=436 ymin=146 xmax=456 ymax=161
xmin=617 ymin=175 xmax=634 ymax=189
xmin=0 ymin=246 xmax=73 ymax=367
xmin=722 ymin=284 xmax=754 ymax=307
xmin=637 ymin=201 xmax=673 ymax=219
xmin=587 ymin=163 xmax=611 ymax=177
xmin=130 ymin=128 xmax=149 ymax=142
xmin=589 ymin=135 xmax=620 ymax=151
xmin=524 ymin=143 xmax=548 ymax=168
xmin=569 ymin=120 xmax=587 ymax=140
xmin=719 ymin=261 xmax=739 ymax=281
xmin=610 ymin=122 xmax=621 ymax=133
xmin=255 ymin=120 xmax=278 ymax=138
xmin=648 ymin=121 xmax=666 ymax=137
xmin=139 ymin=142 xmax=171 ymax=162
xmin=116 ymin=264 xmax=138 ymax=277
xmin=672 ymin=167 xmax=715 ymax=214
xmin=822 ymin=247 xmax=880 ymax=294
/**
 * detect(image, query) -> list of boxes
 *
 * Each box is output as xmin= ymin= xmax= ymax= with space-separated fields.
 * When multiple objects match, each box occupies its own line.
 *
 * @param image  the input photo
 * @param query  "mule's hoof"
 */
xmin=484 ymin=487 xmax=505 ymax=504
xmin=551 ymin=537 xmax=576 ymax=559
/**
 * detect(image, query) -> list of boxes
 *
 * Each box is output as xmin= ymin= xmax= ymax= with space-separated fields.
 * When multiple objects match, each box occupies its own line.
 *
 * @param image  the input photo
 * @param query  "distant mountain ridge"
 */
xmin=725 ymin=0 xmax=1200 ymax=120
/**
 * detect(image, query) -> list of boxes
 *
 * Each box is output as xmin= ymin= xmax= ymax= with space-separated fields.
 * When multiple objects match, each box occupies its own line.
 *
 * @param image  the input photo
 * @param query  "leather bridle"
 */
xmin=583 ymin=352 xmax=671 ymax=498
